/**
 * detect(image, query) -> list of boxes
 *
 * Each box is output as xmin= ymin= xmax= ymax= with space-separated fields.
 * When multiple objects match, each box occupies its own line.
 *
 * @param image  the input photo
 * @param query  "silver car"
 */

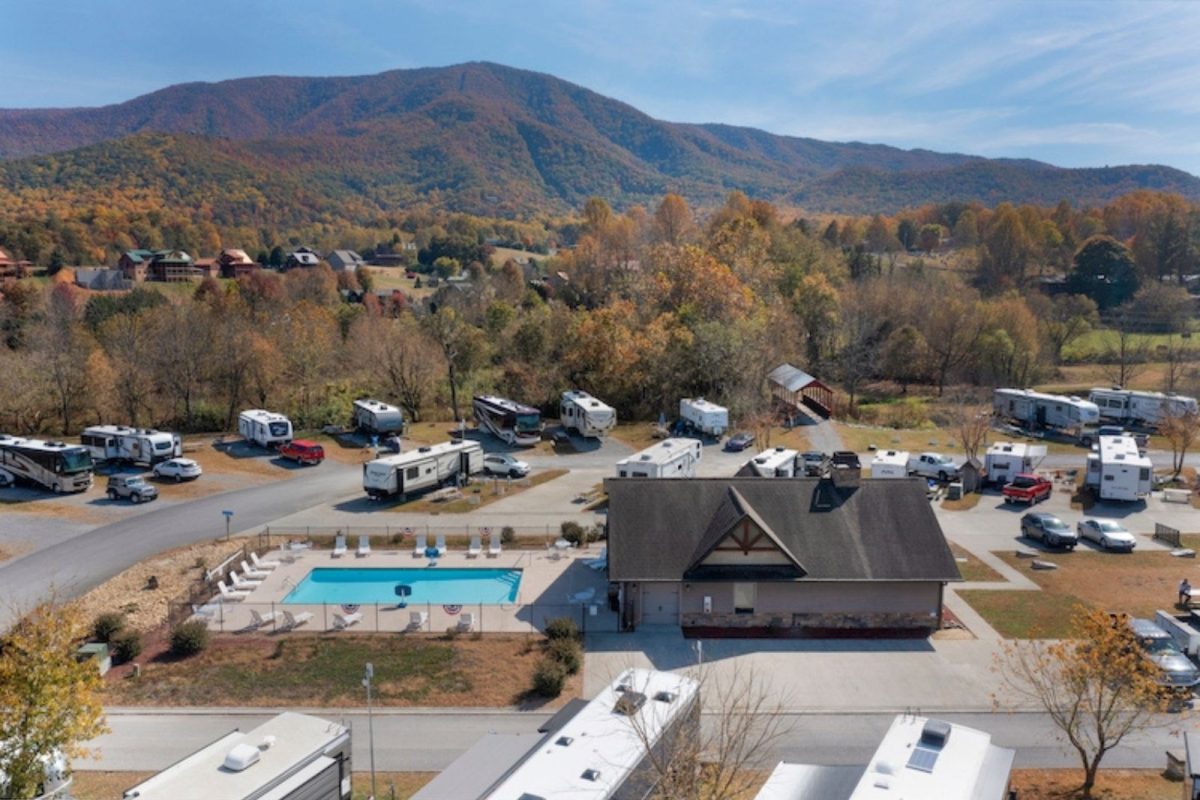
xmin=1076 ymin=519 xmax=1136 ymax=552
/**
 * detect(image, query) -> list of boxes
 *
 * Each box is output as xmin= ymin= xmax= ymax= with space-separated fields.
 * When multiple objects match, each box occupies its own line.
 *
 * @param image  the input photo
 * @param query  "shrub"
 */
xmin=501 ymin=526 xmax=516 ymax=545
xmin=170 ymin=620 xmax=210 ymax=657
xmin=544 ymin=616 xmax=580 ymax=641
xmin=111 ymin=630 xmax=143 ymax=663
xmin=93 ymin=612 xmax=126 ymax=643
xmin=532 ymin=657 xmax=568 ymax=697
xmin=560 ymin=521 xmax=593 ymax=546
xmin=547 ymin=637 xmax=582 ymax=675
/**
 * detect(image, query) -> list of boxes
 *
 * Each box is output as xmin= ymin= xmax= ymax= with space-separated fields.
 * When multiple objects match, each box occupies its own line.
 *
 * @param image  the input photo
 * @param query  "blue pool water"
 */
xmin=283 ymin=567 xmax=522 ymax=605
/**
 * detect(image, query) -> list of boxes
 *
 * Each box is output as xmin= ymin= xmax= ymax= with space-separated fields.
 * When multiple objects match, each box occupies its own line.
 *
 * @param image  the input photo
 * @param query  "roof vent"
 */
xmin=418 ymin=446 xmax=431 ymax=453
xmin=581 ymin=768 xmax=602 ymax=782
xmin=654 ymin=690 xmax=677 ymax=704
xmin=556 ymin=736 xmax=574 ymax=747
xmin=920 ymin=719 xmax=952 ymax=749
xmin=222 ymin=743 xmax=261 ymax=772
xmin=873 ymin=759 xmax=898 ymax=776
xmin=614 ymin=691 xmax=647 ymax=716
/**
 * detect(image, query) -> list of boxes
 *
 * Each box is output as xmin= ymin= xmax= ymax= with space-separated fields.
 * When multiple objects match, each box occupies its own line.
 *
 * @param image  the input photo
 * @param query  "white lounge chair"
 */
xmin=467 ymin=534 xmax=482 ymax=558
xmin=281 ymin=610 xmax=313 ymax=630
xmin=487 ymin=530 xmax=501 ymax=558
xmin=230 ymin=570 xmax=263 ymax=590
xmin=334 ymin=611 xmax=363 ymax=630
xmin=332 ymin=533 xmax=347 ymax=558
xmin=249 ymin=608 xmax=278 ymax=628
xmin=457 ymin=612 xmax=475 ymax=632
xmin=408 ymin=611 xmax=428 ymax=631
xmin=251 ymin=552 xmax=281 ymax=570
xmin=413 ymin=533 xmax=428 ymax=558
xmin=435 ymin=534 xmax=447 ymax=556
xmin=241 ymin=560 xmax=270 ymax=580
xmin=218 ymin=580 xmax=249 ymax=602
xmin=585 ymin=547 xmax=608 ymax=571
xmin=357 ymin=535 xmax=371 ymax=558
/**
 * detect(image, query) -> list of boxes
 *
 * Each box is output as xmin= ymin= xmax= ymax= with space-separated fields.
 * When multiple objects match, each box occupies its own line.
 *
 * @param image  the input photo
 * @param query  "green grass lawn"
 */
xmin=392 ymin=469 xmax=567 ymax=513
xmin=956 ymin=588 xmax=1084 ymax=639
xmin=949 ymin=543 xmax=1004 ymax=582
xmin=1061 ymin=327 xmax=1200 ymax=362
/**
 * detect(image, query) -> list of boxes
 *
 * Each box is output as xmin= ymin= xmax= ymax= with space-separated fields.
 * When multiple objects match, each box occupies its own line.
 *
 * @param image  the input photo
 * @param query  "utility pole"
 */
xmin=363 ymin=662 xmax=377 ymax=800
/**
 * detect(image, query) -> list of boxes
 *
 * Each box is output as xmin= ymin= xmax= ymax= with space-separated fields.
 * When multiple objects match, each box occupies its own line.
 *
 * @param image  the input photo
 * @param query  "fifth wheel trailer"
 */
xmin=1089 ymin=387 xmax=1199 ymax=428
xmin=993 ymin=388 xmax=1100 ymax=443
xmin=984 ymin=442 xmax=1047 ymax=487
xmin=615 ymin=438 xmax=702 ymax=478
xmin=363 ymin=439 xmax=483 ymax=499
xmin=560 ymin=390 xmax=616 ymax=438
xmin=80 ymin=425 xmax=181 ymax=466
xmin=1085 ymin=435 xmax=1153 ymax=502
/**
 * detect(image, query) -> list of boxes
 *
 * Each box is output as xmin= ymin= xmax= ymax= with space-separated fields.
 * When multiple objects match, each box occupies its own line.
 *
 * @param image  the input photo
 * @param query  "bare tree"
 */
xmin=954 ymin=401 xmax=992 ymax=462
xmin=1101 ymin=309 xmax=1150 ymax=388
xmin=349 ymin=313 xmax=444 ymax=423
xmin=1160 ymin=408 xmax=1200 ymax=481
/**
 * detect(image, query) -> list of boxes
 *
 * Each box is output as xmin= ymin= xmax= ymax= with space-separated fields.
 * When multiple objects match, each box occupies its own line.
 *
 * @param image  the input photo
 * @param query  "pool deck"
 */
xmin=200 ymin=543 xmax=616 ymax=635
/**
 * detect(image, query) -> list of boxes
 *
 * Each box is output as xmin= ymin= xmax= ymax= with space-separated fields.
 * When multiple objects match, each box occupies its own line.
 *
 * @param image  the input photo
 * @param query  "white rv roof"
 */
xmin=240 ymin=409 xmax=289 ymax=423
xmin=353 ymin=398 xmax=401 ymax=414
xmin=562 ymin=390 xmax=614 ymax=413
xmin=82 ymin=425 xmax=172 ymax=437
xmin=486 ymin=668 xmax=699 ymax=800
xmin=368 ymin=439 xmax=480 ymax=468
xmin=870 ymin=449 xmax=909 ymax=466
xmin=986 ymin=442 xmax=1046 ymax=459
xmin=996 ymin=388 xmax=1098 ymax=411
xmin=1097 ymin=435 xmax=1152 ymax=467
xmin=617 ymin=438 xmax=700 ymax=467
xmin=120 ymin=712 xmax=347 ymax=800
xmin=681 ymin=397 xmax=728 ymax=414
xmin=750 ymin=447 xmax=798 ymax=470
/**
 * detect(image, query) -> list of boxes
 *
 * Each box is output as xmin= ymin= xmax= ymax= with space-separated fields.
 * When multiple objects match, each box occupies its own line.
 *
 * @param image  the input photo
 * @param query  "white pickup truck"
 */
xmin=906 ymin=452 xmax=961 ymax=482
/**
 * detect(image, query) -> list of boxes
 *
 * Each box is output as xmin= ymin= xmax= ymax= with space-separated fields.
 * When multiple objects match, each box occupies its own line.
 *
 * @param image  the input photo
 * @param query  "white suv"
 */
xmin=483 ymin=453 xmax=531 ymax=478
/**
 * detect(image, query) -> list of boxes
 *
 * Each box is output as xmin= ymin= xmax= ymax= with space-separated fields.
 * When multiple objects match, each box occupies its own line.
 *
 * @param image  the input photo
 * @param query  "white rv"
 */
xmin=80 ymin=425 xmax=181 ymax=466
xmin=363 ymin=439 xmax=483 ymax=499
xmin=993 ymin=388 xmax=1101 ymax=443
xmin=473 ymin=394 xmax=543 ymax=446
xmin=1089 ymin=387 xmax=1199 ymax=428
xmin=679 ymin=397 xmax=729 ymax=438
xmin=984 ymin=442 xmax=1047 ymax=486
xmin=869 ymin=449 xmax=909 ymax=479
xmin=615 ymin=438 xmax=702 ymax=478
xmin=742 ymin=447 xmax=799 ymax=477
xmin=351 ymin=398 xmax=404 ymax=435
xmin=560 ymin=390 xmax=616 ymax=438
xmin=1085 ymin=435 xmax=1153 ymax=502
xmin=237 ymin=409 xmax=293 ymax=449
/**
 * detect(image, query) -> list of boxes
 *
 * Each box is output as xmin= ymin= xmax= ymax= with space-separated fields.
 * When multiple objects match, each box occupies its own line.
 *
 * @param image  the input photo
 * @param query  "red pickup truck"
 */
xmin=1002 ymin=473 xmax=1052 ymax=504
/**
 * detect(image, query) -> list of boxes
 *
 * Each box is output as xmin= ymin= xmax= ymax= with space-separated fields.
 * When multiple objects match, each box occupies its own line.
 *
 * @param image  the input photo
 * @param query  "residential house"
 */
xmin=218 ymin=248 xmax=260 ymax=279
xmin=0 ymin=247 xmax=32 ymax=279
xmin=117 ymin=249 xmax=156 ymax=281
xmin=192 ymin=258 xmax=219 ymax=279
xmin=284 ymin=246 xmax=321 ymax=270
xmin=146 ymin=250 xmax=198 ymax=282
xmin=605 ymin=473 xmax=961 ymax=635
xmin=326 ymin=249 xmax=365 ymax=272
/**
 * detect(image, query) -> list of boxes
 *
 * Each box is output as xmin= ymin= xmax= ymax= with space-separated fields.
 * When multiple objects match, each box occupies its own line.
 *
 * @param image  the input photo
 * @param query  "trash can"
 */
xmin=947 ymin=482 xmax=963 ymax=500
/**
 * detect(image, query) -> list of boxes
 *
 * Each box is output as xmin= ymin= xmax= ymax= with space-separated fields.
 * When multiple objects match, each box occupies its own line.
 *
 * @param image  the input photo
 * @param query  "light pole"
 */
xmin=363 ymin=662 xmax=377 ymax=800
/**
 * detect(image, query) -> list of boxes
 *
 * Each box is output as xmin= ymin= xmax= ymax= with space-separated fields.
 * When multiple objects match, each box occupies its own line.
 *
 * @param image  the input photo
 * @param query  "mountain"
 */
xmin=1 ymin=62 xmax=1198 ymax=215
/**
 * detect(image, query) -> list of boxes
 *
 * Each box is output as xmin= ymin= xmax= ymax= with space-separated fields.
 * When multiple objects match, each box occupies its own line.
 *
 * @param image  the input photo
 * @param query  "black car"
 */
xmin=724 ymin=432 xmax=755 ymax=452
xmin=1020 ymin=512 xmax=1078 ymax=550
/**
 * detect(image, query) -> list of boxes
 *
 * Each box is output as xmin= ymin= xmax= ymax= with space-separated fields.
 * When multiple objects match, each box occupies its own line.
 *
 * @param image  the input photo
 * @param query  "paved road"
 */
xmin=84 ymin=707 xmax=1187 ymax=773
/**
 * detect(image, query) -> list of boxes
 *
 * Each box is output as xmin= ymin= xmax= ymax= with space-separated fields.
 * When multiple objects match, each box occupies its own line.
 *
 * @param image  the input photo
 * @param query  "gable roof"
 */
xmin=606 ymin=478 xmax=961 ymax=583
xmin=768 ymin=363 xmax=826 ymax=393
xmin=685 ymin=486 xmax=806 ymax=579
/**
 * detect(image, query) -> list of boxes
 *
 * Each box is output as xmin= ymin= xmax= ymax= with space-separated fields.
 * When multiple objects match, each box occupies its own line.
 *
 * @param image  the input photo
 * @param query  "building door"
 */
xmin=640 ymin=584 xmax=680 ymax=626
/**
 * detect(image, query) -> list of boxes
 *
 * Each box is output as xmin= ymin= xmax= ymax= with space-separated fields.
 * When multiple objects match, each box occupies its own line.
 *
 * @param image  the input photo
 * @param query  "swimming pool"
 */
xmin=282 ymin=567 xmax=522 ymax=605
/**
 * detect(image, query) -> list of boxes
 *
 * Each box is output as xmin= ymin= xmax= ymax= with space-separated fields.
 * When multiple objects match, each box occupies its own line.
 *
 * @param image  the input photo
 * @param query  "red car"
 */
xmin=279 ymin=440 xmax=325 ymax=466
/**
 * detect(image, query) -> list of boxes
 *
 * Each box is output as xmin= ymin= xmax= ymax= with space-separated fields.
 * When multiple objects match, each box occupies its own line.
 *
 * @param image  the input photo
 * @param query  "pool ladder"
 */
xmin=280 ymin=575 xmax=297 ymax=591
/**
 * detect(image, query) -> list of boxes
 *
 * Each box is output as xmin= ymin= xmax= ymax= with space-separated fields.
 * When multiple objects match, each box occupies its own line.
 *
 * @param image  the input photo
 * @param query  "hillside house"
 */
xmin=285 ymin=247 xmax=321 ymax=270
xmin=117 ymin=249 xmax=155 ymax=281
xmin=326 ymin=249 xmax=366 ymax=272
xmin=118 ymin=249 xmax=201 ymax=282
xmin=0 ymin=247 xmax=32 ymax=279
xmin=218 ymin=248 xmax=260 ymax=279
xmin=605 ymin=473 xmax=960 ymax=635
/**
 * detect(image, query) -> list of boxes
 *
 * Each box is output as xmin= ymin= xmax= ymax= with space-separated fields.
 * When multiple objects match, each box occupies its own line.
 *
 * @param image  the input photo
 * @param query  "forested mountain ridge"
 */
xmin=1 ymin=61 xmax=1199 ymax=216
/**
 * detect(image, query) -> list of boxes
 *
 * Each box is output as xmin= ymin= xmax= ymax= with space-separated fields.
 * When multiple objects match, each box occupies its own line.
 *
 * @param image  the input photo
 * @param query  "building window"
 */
xmin=733 ymin=583 xmax=756 ymax=614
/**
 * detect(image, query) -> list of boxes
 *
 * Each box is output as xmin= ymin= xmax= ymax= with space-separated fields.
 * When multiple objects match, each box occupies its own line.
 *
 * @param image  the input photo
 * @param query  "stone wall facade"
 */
xmin=681 ymin=610 xmax=934 ymax=631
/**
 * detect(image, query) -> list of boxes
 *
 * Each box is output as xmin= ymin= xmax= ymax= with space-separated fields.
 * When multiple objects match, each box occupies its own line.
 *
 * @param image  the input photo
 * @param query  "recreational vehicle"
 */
xmin=1089 ymin=387 xmax=1199 ymax=428
xmin=362 ymin=439 xmax=483 ymax=499
xmin=1085 ymin=435 xmax=1153 ymax=502
xmin=238 ymin=409 xmax=293 ymax=449
xmin=80 ymin=425 xmax=181 ymax=466
xmin=993 ymin=388 xmax=1101 ymax=443
xmin=679 ymin=397 xmax=729 ymax=438
xmin=869 ymin=449 xmax=909 ymax=479
xmin=472 ymin=395 xmax=543 ymax=446
xmin=560 ymin=390 xmax=616 ymax=438
xmin=984 ymin=442 xmax=1047 ymax=487
xmin=351 ymin=399 xmax=404 ymax=435
xmin=615 ymin=438 xmax=702 ymax=478
xmin=0 ymin=435 xmax=94 ymax=493
xmin=741 ymin=447 xmax=799 ymax=477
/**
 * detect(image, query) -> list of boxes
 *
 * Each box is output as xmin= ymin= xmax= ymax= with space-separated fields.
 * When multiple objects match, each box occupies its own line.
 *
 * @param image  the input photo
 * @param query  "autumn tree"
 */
xmin=996 ymin=607 xmax=1168 ymax=798
xmin=349 ymin=314 xmax=443 ymax=422
xmin=978 ymin=205 xmax=1035 ymax=293
xmin=880 ymin=324 xmax=927 ymax=393
xmin=1028 ymin=293 xmax=1099 ymax=364
xmin=653 ymin=193 xmax=694 ymax=246
xmin=423 ymin=306 xmax=487 ymax=421
xmin=1160 ymin=408 xmax=1200 ymax=481
xmin=147 ymin=303 xmax=214 ymax=428
xmin=921 ymin=286 xmax=985 ymax=395
xmin=276 ymin=302 xmax=339 ymax=426
xmin=0 ymin=601 xmax=107 ymax=800
xmin=1067 ymin=236 xmax=1140 ymax=309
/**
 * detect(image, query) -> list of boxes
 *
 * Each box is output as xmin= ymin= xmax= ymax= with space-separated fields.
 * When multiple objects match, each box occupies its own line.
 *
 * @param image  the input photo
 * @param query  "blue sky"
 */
xmin=3 ymin=0 xmax=1200 ymax=174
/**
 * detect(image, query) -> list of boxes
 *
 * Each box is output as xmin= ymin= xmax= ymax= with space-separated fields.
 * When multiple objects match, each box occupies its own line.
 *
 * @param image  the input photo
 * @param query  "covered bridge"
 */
xmin=768 ymin=363 xmax=834 ymax=418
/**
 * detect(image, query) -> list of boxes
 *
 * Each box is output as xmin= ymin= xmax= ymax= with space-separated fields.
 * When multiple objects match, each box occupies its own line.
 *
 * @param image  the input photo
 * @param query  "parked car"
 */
xmin=1127 ymin=617 xmax=1200 ymax=690
xmin=723 ymin=432 xmax=755 ymax=452
xmin=552 ymin=429 xmax=572 ymax=447
xmin=800 ymin=451 xmax=828 ymax=476
xmin=483 ymin=452 xmax=531 ymax=478
xmin=1077 ymin=519 xmax=1137 ymax=551
xmin=106 ymin=474 xmax=158 ymax=504
xmin=279 ymin=440 xmax=325 ymax=466
xmin=1020 ymin=512 xmax=1077 ymax=549
xmin=152 ymin=457 xmax=203 ymax=482
xmin=907 ymin=452 xmax=961 ymax=482
xmin=1001 ymin=473 xmax=1053 ymax=504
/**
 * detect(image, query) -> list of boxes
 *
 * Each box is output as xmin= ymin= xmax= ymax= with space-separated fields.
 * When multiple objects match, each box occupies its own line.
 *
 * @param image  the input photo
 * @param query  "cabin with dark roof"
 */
xmin=605 ymin=473 xmax=961 ymax=636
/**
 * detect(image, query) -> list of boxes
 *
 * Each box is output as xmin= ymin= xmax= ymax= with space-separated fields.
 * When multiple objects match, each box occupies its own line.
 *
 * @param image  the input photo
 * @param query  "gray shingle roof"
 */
xmin=606 ymin=478 xmax=961 ymax=583
xmin=768 ymin=363 xmax=823 ymax=392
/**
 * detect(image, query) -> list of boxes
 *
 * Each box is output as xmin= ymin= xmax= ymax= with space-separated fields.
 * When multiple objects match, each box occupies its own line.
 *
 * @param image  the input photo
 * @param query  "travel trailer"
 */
xmin=993 ymin=388 xmax=1101 ymax=444
xmin=0 ymin=435 xmax=94 ymax=493
xmin=560 ymin=390 xmax=616 ymax=438
xmin=351 ymin=399 xmax=404 ymax=435
xmin=615 ymin=438 xmax=702 ymax=478
xmin=679 ymin=397 xmax=729 ymax=438
xmin=1085 ymin=435 xmax=1153 ymax=502
xmin=472 ymin=395 xmax=543 ymax=446
xmin=984 ymin=442 xmax=1047 ymax=487
xmin=238 ymin=409 xmax=293 ymax=449
xmin=363 ymin=439 xmax=483 ymax=499
xmin=741 ymin=447 xmax=799 ymax=477
xmin=1089 ymin=387 xmax=1199 ymax=428
xmin=869 ymin=449 xmax=909 ymax=479
xmin=80 ymin=425 xmax=181 ymax=466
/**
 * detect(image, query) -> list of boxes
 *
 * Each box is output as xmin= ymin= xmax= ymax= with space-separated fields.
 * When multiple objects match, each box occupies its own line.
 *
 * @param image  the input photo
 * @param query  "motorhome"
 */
xmin=351 ymin=399 xmax=404 ymax=436
xmin=1089 ymin=387 xmax=1199 ymax=428
xmin=869 ymin=449 xmax=909 ymax=479
xmin=993 ymin=388 xmax=1101 ymax=444
xmin=615 ymin=438 xmax=702 ymax=478
xmin=80 ymin=425 xmax=181 ymax=466
xmin=1085 ymin=435 xmax=1153 ymax=502
xmin=238 ymin=409 xmax=293 ymax=449
xmin=984 ymin=442 xmax=1047 ymax=487
xmin=741 ymin=447 xmax=799 ymax=477
xmin=472 ymin=395 xmax=543 ymax=446
xmin=679 ymin=397 xmax=729 ymax=438
xmin=0 ymin=435 xmax=94 ymax=493
xmin=560 ymin=390 xmax=616 ymax=438
xmin=363 ymin=439 xmax=483 ymax=499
